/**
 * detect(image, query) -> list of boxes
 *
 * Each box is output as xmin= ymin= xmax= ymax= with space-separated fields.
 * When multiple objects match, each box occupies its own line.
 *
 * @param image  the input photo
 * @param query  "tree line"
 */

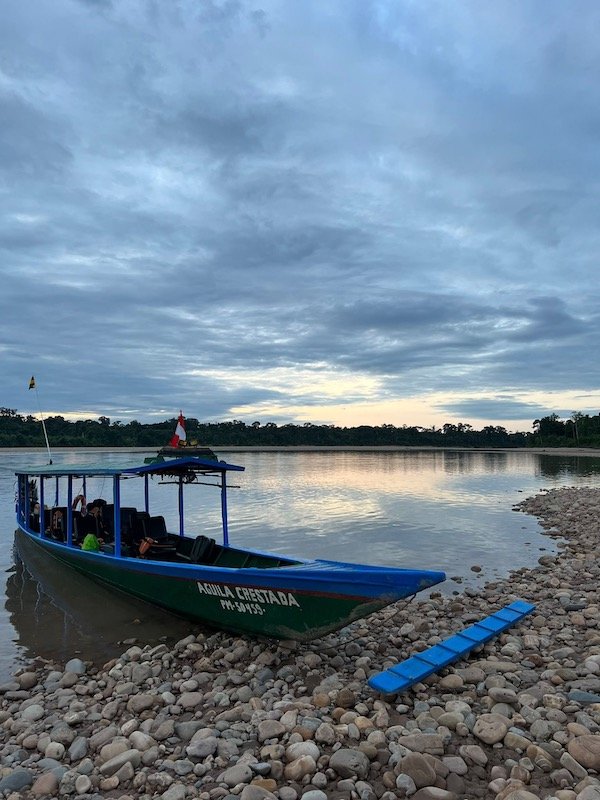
xmin=0 ymin=408 xmax=530 ymax=448
xmin=1 ymin=407 xmax=598 ymax=449
xmin=532 ymin=412 xmax=600 ymax=447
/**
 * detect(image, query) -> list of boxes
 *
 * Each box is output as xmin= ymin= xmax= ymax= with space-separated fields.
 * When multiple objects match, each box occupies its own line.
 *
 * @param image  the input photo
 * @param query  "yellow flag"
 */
xmin=28 ymin=376 xmax=35 ymax=390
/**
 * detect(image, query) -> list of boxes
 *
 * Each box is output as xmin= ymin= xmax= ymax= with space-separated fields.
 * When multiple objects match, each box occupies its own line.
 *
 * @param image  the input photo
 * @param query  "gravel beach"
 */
xmin=1 ymin=487 xmax=600 ymax=800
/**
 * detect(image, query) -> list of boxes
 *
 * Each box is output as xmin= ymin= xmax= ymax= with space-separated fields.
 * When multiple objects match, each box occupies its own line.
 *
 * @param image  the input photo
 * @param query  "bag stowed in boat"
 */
xmin=139 ymin=538 xmax=154 ymax=555
xmin=81 ymin=533 xmax=101 ymax=552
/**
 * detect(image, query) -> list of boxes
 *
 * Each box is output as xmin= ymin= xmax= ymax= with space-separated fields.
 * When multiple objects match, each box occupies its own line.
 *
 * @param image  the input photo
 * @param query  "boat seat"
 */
xmin=212 ymin=548 xmax=249 ymax=568
xmin=141 ymin=541 xmax=178 ymax=559
xmin=29 ymin=513 xmax=41 ymax=532
xmin=131 ymin=512 xmax=150 ymax=544
xmin=178 ymin=535 xmax=216 ymax=563
xmin=72 ymin=510 xmax=82 ymax=542
xmin=192 ymin=535 xmax=216 ymax=562
xmin=120 ymin=507 xmax=138 ymax=540
xmin=140 ymin=516 xmax=176 ymax=558
xmin=76 ymin=512 xmax=99 ymax=538
xmin=102 ymin=504 xmax=114 ymax=531
xmin=242 ymin=554 xmax=284 ymax=569
xmin=146 ymin=515 xmax=168 ymax=541
xmin=103 ymin=506 xmax=138 ymax=543
xmin=43 ymin=509 xmax=52 ymax=532
xmin=49 ymin=506 xmax=68 ymax=541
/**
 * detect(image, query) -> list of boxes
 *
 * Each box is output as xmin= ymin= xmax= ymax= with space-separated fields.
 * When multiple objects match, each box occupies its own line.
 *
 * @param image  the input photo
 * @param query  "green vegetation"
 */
xmin=532 ymin=412 xmax=600 ymax=448
xmin=2 ymin=407 xmax=597 ymax=449
xmin=0 ymin=408 xmax=530 ymax=448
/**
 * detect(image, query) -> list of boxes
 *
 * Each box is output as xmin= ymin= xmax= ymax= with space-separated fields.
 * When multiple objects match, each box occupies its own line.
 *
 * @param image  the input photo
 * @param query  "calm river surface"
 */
xmin=2 ymin=447 xmax=600 ymax=681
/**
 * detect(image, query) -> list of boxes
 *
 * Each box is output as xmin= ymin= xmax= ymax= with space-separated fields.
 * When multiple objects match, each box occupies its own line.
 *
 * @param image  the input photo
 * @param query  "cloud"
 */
xmin=2 ymin=1 xmax=600 ymax=428
xmin=436 ymin=397 xmax=550 ymax=423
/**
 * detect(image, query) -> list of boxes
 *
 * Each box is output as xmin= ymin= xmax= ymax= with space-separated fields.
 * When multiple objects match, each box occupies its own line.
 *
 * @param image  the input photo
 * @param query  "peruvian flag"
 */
xmin=169 ymin=411 xmax=187 ymax=447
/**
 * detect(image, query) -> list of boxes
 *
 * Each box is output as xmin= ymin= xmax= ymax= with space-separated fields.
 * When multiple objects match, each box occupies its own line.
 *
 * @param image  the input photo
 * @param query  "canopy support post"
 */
xmin=66 ymin=476 xmax=73 ymax=547
xmin=178 ymin=476 xmax=184 ymax=537
xmin=24 ymin=475 xmax=29 ymax=528
xmin=113 ymin=475 xmax=121 ymax=557
xmin=221 ymin=471 xmax=229 ymax=547
xmin=17 ymin=475 xmax=24 ymax=527
xmin=144 ymin=474 xmax=149 ymax=514
xmin=39 ymin=477 xmax=45 ymax=537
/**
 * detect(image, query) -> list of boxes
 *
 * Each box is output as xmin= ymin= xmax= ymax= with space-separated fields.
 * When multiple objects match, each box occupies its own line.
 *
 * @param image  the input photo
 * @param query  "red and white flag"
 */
xmin=169 ymin=411 xmax=187 ymax=447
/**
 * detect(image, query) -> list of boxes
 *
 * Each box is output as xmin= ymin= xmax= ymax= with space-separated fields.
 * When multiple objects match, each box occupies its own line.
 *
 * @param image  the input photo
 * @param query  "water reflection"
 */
xmin=254 ymin=451 xmax=518 ymax=501
xmin=537 ymin=454 xmax=600 ymax=479
xmin=4 ymin=533 xmax=197 ymax=675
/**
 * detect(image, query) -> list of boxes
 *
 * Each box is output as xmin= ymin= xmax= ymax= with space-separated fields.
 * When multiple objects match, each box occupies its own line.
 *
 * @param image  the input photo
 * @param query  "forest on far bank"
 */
xmin=1 ymin=407 xmax=595 ymax=449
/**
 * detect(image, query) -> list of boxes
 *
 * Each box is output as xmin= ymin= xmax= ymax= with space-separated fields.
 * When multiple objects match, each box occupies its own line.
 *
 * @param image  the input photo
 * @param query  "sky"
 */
xmin=2 ymin=0 xmax=600 ymax=433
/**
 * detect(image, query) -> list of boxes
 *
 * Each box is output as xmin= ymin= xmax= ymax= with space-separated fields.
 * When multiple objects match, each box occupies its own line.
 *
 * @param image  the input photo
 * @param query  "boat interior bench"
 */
xmin=142 ymin=534 xmax=297 ymax=568
xmin=209 ymin=546 xmax=291 ymax=569
xmin=42 ymin=504 xmax=298 ymax=568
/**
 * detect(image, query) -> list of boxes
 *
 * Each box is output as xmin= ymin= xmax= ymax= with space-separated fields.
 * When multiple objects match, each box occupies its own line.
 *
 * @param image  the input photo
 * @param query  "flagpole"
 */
xmin=29 ymin=377 xmax=53 ymax=464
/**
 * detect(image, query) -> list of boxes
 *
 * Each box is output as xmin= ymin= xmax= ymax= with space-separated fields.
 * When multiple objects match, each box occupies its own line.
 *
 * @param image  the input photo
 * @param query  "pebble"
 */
xmin=0 ymin=769 xmax=35 ymax=793
xmin=64 ymin=658 xmax=87 ymax=675
xmin=30 ymin=771 xmax=60 ymax=796
xmin=160 ymin=784 xmax=187 ymax=800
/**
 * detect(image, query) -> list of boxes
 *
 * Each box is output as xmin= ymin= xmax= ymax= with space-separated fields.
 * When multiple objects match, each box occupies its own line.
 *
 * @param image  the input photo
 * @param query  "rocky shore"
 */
xmin=1 ymin=487 xmax=600 ymax=800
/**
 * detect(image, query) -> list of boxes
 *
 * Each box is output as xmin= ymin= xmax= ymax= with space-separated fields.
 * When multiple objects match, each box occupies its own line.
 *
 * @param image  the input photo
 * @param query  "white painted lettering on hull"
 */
xmin=196 ymin=582 xmax=301 ymax=615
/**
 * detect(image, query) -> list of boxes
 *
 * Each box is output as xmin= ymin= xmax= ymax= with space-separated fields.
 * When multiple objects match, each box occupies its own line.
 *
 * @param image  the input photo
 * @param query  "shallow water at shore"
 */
xmin=3 ymin=448 xmax=600 ymax=681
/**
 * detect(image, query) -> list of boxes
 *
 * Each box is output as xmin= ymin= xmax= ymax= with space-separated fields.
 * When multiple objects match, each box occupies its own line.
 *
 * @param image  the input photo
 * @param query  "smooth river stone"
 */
xmin=99 ymin=748 xmax=141 ymax=776
xmin=567 ymin=735 xmax=600 ymax=770
xmin=329 ymin=748 xmax=370 ymax=779
xmin=21 ymin=703 xmax=45 ymax=721
xmin=30 ymin=772 xmax=60 ymax=797
xmin=177 ymin=691 xmax=204 ymax=710
xmin=472 ymin=714 xmax=509 ymax=744
xmin=283 ymin=755 xmax=318 ymax=781
xmin=397 ymin=752 xmax=437 ymax=788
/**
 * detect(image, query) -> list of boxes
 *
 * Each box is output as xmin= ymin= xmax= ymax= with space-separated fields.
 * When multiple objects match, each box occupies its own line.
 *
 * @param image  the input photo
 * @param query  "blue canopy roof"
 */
xmin=16 ymin=456 xmax=245 ymax=478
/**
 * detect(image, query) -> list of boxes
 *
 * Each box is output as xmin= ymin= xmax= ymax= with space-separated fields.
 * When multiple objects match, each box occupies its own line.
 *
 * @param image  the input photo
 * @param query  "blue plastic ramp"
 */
xmin=368 ymin=600 xmax=535 ymax=695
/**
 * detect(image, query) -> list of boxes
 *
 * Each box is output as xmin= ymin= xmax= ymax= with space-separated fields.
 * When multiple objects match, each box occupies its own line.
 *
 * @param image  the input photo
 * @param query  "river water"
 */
xmin=2 ymin=448 xmax=600 ymax=681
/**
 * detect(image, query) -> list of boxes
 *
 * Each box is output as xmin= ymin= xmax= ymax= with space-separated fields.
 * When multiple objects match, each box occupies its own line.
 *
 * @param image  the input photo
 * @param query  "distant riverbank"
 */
xmin=2 ymin=445 xmax=600 ymax=456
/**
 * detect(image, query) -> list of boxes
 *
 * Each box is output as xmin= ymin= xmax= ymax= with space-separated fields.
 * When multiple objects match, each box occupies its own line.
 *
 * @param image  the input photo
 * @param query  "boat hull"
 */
xmin=15 ymin=527 xmax=444 ymax=641
xmin=157 ymin=446 xmax=217 ymax=459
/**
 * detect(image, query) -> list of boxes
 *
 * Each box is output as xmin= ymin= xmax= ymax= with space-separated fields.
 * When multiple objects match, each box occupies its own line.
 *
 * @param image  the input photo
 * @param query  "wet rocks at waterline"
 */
xmin=1 ymin=486 xmax=600 ymax=800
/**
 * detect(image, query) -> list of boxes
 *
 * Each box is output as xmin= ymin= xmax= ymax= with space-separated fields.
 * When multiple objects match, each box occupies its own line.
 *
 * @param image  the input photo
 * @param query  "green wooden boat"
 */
xmin=15 ymin=457 xmax=445 ymax=641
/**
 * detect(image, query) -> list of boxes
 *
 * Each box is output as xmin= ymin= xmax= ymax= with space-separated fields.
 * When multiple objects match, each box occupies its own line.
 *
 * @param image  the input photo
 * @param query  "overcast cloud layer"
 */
xmin=2 ymin=0 xmax=599 ymax=431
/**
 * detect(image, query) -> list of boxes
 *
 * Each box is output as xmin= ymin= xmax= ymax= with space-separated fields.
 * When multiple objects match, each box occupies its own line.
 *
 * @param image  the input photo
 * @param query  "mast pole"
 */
xmin=30 ymin=378 xmax=53 ymax=464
